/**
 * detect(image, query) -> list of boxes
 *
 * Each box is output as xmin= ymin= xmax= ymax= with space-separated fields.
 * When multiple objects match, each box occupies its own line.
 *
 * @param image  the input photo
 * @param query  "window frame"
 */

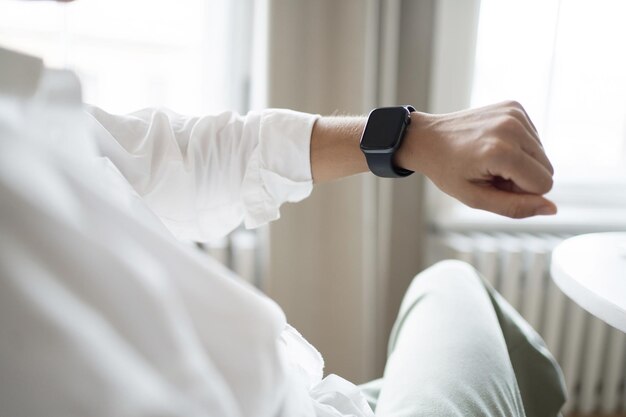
xmin=0 ymin=0 xmax=256 ymax=116
xmin=427 ymin=0 xmax=626 ymax=231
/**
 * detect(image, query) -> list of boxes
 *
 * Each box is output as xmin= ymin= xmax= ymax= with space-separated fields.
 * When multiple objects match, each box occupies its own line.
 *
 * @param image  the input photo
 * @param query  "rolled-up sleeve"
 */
xmin=87 ymin=106 xmax=319 ymax=241
xmin=241 ymin=110 xmax=317 ymax=229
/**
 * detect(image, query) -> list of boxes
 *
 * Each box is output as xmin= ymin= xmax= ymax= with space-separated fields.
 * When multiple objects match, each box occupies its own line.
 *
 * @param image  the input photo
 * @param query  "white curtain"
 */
xmin=261 ymin=0 xmax=437 ymax=383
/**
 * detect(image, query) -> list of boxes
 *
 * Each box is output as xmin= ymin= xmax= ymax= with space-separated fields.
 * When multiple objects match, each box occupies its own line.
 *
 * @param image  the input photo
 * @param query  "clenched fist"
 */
xmin=396 ymin=101 xmax=557 ymax=219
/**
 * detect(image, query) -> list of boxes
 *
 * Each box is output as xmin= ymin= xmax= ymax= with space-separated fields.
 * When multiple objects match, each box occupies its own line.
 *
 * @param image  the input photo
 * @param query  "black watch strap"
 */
xmin=362 ymin=105 xmax=415 ymax=178
xmin=365 ymin=152 xmax=414 ymax=178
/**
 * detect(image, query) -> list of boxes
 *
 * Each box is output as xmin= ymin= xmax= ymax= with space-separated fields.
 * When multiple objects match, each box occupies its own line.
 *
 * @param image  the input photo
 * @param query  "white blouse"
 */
xmin=0 ymin=47 xmax=374 ymax=417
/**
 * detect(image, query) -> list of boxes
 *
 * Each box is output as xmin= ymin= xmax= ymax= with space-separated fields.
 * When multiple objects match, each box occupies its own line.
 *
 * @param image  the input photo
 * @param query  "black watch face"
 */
xmin=360 ymin=107 xmax=408 ymax=151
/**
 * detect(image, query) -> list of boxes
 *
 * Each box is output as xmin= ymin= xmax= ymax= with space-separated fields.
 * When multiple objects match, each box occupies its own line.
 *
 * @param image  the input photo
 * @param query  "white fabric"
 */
xmin=0 ymin=46 xmax=374 ymax=417
xmin=87 ymin=104 xmax=315 ymax=242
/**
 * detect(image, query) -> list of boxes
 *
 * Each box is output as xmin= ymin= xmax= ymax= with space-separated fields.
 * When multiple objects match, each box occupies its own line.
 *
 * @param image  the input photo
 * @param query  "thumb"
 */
xmin=466 ymin=186 xmax=557 ymax=219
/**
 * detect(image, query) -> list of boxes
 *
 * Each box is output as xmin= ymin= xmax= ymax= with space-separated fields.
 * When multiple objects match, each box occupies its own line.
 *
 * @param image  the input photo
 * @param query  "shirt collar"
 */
xmin=0 ymin=46 xmax=44 ymax=99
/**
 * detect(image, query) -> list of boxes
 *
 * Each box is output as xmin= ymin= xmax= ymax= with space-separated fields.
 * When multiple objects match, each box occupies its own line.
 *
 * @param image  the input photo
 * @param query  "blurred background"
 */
xmin=1 ymin=0 xmax=625 ymax=415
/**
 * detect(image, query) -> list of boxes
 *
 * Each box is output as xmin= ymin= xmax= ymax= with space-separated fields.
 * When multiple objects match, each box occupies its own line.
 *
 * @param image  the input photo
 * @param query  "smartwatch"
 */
xmin=359 ymin=105 xmax=415 ymax=178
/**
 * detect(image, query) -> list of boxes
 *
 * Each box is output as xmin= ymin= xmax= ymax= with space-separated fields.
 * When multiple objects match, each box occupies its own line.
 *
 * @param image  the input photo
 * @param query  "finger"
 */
xmin=494 ymin=101 xmax=543 ymax=146
xmin=501 ymin=117 xmax=554 ymax=175
xmin=518 ymin=106 xmax=539 ymax=135
xmin=494 ymin=100 xmax=539 ymax=135
xmin=506 ymin=102 xmax=540 ymax=137
xmin=520 ymin=140 xmax=554 ymax=175
xmin=489 ymin=145 xmax=554 ymax=195
xmin=464 ymin=185 xmax=557 ymax=219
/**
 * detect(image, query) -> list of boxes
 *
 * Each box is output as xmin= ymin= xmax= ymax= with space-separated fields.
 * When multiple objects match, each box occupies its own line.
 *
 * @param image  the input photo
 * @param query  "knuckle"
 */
xmin=500 ymin=114 xmax=520 ymax=131
xmin=506 ymin=107 xmax=525 ymax=122
xmin=506 ymin=99 xmax=523 ymax=110
xmin=534 ymin=171 xmax=554 ymax=194
xmin=543 ymin=175 xmax=554 ymax=193
xmin=481 ymin=139 xmax=508 ymax=161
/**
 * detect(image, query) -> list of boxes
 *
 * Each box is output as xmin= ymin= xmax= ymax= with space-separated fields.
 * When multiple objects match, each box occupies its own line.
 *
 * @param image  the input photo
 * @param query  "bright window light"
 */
xmin=0 ymin=0 xmax=249 ymax=116
xmin=472 ymin=0 xmax=626 ymax=197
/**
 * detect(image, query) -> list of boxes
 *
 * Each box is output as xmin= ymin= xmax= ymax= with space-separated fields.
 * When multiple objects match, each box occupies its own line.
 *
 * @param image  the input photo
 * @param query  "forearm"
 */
xmin=308 ymin=101 xmax=557 ymax=219
xmin=310 ymin=116 xmax=368 ymax=183
xmin=309 ymin=113 xmax=429 ymax=183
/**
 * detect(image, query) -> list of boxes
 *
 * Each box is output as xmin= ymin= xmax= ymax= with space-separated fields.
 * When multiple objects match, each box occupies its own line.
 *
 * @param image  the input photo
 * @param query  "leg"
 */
xmin=369 ymin=260 xmax=565 ymax=417
xmin=479 ymin=280 xmax=567 ymax=417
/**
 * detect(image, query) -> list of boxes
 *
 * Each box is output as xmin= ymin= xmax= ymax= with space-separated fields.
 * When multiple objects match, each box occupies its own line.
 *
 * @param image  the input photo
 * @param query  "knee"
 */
xmin=419 ymin=259 xmax=479 ymax=281
xmin=408 ymin=260 xmax=483 ymax=294
xmin=426 ymin=259 xmax=477 ymax=276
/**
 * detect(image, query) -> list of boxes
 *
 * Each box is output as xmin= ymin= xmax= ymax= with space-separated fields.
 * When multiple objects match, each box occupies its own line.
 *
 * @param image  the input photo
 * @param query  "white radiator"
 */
xmin=428 ymin=232 xmax=626 ymax=415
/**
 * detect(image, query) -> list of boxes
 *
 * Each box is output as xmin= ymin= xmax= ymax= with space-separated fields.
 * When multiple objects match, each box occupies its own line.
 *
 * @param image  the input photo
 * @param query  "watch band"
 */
xmin=364 ymin=152 xmax=414 ymax=178
xmin=361 ymin=105 xmax=415 ymax=178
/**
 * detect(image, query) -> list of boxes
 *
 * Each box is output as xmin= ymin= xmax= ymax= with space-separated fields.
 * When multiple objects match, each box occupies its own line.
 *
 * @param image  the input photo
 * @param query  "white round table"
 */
xmin=551 ymin=232 xmax=626 ymax=333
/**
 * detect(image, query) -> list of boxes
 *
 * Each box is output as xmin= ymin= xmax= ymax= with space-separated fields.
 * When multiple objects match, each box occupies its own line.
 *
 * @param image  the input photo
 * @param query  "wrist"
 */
xmin=393 ymin=111 xmax=435 ymax=175
xmin=310 ymin=116 xmax=368 ymax=183
xmin=360 ymin=106 xmax=416 ymax=178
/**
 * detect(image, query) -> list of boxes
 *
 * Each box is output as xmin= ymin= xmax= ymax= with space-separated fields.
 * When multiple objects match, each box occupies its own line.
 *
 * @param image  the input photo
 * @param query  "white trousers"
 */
xmin=359 ymin=261 xmax=566 ymax=417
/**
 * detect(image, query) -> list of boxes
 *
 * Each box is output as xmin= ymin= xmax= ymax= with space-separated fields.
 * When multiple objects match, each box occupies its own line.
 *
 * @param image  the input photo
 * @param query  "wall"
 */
xmin=264 ymin=0 xmax=435 ymax=382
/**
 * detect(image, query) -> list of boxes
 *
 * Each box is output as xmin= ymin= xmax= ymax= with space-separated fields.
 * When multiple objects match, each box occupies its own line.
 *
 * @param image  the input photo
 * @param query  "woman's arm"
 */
xmin=310 ymin=101 xmax=556 ymax=219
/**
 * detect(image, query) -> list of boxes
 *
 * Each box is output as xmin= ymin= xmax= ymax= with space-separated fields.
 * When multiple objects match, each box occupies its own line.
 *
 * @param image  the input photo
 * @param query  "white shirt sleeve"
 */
xmin=0 ymin=55 xmax=376 ymax=417
xmin=87 ymin=106 xmax=319 ymax=241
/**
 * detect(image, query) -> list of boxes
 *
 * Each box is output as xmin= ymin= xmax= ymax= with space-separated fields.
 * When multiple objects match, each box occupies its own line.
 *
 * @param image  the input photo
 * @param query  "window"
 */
xmin=0 ymin=0 xmax=254 ymax=115
xmin=471 ymin=0 xmax=626 ymax=206
xmin=0 ymin=0 xmax=266 ymax=282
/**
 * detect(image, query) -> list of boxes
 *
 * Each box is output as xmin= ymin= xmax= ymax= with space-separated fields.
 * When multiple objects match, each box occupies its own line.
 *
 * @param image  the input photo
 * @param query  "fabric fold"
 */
xmin=242 ymin=109 xmax=318 ymax=229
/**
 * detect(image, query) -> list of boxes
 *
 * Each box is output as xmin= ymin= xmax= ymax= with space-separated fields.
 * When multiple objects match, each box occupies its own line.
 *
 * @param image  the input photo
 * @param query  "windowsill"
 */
xmin=431 ymin=202 xmax=626 ymax=234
